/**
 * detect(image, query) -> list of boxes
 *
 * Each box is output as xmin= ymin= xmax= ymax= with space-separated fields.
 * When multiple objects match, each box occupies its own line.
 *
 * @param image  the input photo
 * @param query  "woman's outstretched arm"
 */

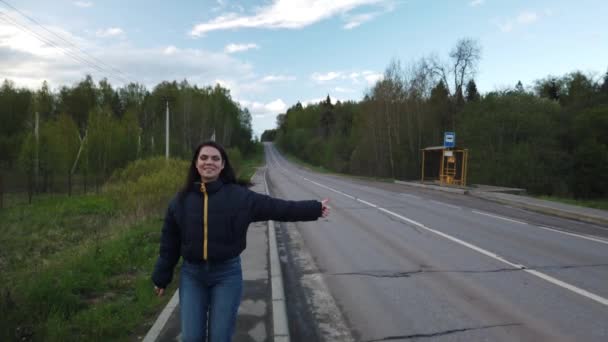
xmin=250 ymin=191 xmax=326 ymax=222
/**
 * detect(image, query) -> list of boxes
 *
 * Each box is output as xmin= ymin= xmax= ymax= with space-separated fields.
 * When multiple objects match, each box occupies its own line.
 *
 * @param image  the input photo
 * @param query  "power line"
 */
xmin=0 ymin=0 xmax=136 ymax=84
xmin=0 ymin=5 xmax=134 ymax=85
xmin=0 ymin=12 xmax=107 ymax=76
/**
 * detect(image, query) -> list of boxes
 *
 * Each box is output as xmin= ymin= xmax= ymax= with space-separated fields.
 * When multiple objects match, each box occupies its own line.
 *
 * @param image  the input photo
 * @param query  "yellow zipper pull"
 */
xmin=200 ymin=182 xmax=208 ymax=260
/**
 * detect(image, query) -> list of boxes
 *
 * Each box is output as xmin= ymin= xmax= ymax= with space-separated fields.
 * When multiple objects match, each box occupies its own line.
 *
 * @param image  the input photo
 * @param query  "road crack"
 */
xmin=363 ymin=323 xmax=522 ymax=341
xmin=330 ymin=267 xmax=522 ymax=278
xmin=329 ymin=263 xmax=608 ymax=279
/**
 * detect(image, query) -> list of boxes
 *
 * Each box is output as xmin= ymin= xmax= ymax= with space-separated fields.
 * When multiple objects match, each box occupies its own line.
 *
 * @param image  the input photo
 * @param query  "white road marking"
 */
xmin=267 ymin=151 xmax=608 ymax=307
xmin=429 ymin=199 xmax=462 ymax=210
xmin=471 ymin=210 xmax=608 ymax=245
xmin=534 ymin=225 xmax=608 ymax=245
xmin=270 ymin=148 xmax=608 ymax=246
xmin=472 ymin=210 xmax=528 ymax=225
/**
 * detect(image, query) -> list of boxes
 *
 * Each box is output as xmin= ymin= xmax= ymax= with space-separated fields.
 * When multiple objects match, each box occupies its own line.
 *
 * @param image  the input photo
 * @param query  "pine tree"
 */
xmin=601 ymin=70 xmax=608 ymax=94
xmin=465 ymin=79 xmax=480 ymax=102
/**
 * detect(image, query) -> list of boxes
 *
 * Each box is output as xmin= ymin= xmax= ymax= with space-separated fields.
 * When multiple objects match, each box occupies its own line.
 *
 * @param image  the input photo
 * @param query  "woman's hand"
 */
xmin=154 ymin=286 xmax=165 ymax=297
xmin=321 ymin=198 xmax=330 ymax=218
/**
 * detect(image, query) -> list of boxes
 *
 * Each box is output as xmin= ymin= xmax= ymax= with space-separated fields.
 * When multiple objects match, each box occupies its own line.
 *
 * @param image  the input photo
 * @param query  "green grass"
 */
xmin=238 ymin=144 xmax=265 ymax=182
xmin=1 ymin=216 xmax=179 ymax=341
xmin=0 ymin=152 xmax=265 ymax=341
xmin=537 ymin=195 xmax=608 ymax=211
xmin=0 ymin=194 xmax=116 ymax=277
xmin=0 ymin=157 xmax=186 ymax=341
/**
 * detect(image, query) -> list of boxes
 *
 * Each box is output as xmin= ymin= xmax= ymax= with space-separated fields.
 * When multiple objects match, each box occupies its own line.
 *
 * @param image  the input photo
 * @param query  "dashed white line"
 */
xmin=472 ymin=210 xmax=528 ymax=225
xmin=400 ymin=193 xmax=421 ymax=199
xmin=429 ymin=199 xmax=462 ymax=210
xmin=267 ymin=151 xmax=608 ymax=307
xmin=534 ymin=225 xmax=608 ymax=245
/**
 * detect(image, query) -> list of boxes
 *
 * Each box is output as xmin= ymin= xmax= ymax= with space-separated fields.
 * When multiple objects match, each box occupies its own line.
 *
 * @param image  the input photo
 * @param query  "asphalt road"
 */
xmin=263 ymin=143 xmax=608 ymax=342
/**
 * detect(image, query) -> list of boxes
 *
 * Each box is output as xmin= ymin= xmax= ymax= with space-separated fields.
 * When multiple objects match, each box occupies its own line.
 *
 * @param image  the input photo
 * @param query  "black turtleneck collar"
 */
xmin=192 ymin=179 xmax=224 ymax=194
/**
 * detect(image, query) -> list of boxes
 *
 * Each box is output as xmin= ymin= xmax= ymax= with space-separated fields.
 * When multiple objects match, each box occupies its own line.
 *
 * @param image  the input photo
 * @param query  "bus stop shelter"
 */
xmin=421 ymin=146 xmax=468 ymax=186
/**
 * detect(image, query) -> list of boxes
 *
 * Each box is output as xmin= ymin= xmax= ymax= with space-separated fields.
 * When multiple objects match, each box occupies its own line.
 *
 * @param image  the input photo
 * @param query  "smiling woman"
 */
xmin=196 ymin=145 xmax=225 ymax=182
xmin=151 ymin=140 xmax=330 ymax=342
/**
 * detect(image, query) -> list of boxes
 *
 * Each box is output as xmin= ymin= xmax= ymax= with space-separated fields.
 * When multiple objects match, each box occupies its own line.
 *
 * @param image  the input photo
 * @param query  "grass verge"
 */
xmin=0 ymin=150 xmax=266 ymax=341
xmin=238 ymin=144 xmax=265 ymax=182
xmin=537 ymin=195 xmax=608 ymax=211
xmin=0 ymin=205 xmax=178 ymax=341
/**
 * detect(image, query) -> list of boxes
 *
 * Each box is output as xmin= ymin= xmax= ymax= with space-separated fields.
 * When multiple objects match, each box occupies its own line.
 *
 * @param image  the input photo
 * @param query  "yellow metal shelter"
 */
xmin=421 ymin=146 xmax=468 ymax=186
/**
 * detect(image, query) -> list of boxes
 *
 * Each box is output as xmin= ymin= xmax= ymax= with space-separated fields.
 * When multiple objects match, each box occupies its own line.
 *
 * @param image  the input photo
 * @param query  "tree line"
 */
xmin=0 ymin=76 xmax=257 ymax=203
xmin=264 ymin=39 xmax=608 ymax=199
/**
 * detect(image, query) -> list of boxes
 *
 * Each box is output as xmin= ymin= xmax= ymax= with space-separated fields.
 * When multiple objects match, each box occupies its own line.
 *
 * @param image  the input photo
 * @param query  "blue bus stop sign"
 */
xmin=444 ymin=132 xmax=455 ymax=148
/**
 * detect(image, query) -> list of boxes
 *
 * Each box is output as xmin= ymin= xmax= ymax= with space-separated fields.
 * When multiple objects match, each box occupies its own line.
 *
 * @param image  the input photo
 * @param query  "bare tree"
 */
xmin=423 ymin=54 xmax=451 ymax=95
xmin=424 ymin=38 xmax=481 ymax=96
xmin=450 ymin=38 xmax=481 ymax=97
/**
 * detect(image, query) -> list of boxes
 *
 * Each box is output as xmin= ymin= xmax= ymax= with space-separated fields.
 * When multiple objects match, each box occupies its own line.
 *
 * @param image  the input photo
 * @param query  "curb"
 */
xmin=263 ymin=167 xmax=291 ymax=342
xmin=142 ymin=289 xmax=179 ymax=342
xmin=394 ymin=180 xmax=468 ymax=194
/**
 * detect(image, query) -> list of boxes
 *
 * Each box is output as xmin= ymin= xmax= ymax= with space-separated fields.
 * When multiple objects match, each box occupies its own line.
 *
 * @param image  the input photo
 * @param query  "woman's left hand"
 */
xmin=321 ymin=198 xmax=330 ymax=218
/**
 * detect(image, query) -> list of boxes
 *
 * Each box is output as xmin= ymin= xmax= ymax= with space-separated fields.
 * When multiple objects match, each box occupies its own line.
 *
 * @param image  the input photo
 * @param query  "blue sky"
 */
xmin=1 ymin=0 xmax=607 ymax=136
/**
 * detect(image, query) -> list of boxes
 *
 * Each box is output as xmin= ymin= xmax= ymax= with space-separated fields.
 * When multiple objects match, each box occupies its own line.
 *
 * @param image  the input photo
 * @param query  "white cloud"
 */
xmin=96 ymin=27 xmax=124 ymax=38
xmin=343 ymin=2 xmax=396 ymax=29
xmin=311 ymin=71 xmax=342 ymax=82
xmin=498 ymin=22 xmax=513 ymax=33
xmin=496 ymin=10 xmax=540 ymax=33
xmin=261 ymin=74 xmax=296 ymax=82
xmin=74 ymin=1 xmax=93 ymax=8
xmin=0 ymin=20 xmax=65 ymax=59
xmin=190 ymin=0 xmax=393 ymax=36
xmin=239 ymin=99 xmax=287 ymax=116
xmin=347 ymin=70 xmax=383 ymax=84
xmin=163 ymin=45 xmax=178 ymax=55
xmin=0 ymin=20 xmax=253 ymax=90
xmin=224 ymin=43 xmax=259 ymax=53
xmin=334 ymin=87 xmax=354 ymax=93
xmin=266 ymin=98 xmax=287 ymax=112
xmin=311 ymin=70 xmax=382 ymax=86
xmin=239 ymin=98 xmax=289 ymax=137
xmin=363 ymin=71 xmax=383 ymax=85
xmin=469 ymin=0 xmax=484 ymax=7
xmin=343 ymin=12 xmax=376 ymax=29
xmin=517 ymin=11 xmax=538 ymax=24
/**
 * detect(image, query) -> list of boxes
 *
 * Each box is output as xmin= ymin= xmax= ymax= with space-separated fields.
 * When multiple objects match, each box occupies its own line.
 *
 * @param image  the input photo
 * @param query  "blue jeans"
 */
xmin=179 ymin=256 xmax=243 ymax=342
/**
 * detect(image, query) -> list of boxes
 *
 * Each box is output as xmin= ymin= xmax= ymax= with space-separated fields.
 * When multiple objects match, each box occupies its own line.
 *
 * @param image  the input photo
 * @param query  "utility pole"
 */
xmin=35 ymin=111 xmax=39 ymax=192
xmin=165 ymin=100 xmax=170 ymax=160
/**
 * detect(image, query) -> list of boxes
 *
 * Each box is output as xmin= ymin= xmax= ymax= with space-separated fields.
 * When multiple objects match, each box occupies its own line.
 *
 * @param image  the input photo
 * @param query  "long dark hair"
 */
xmin=179 ymin=141 xmax=239 ymax=196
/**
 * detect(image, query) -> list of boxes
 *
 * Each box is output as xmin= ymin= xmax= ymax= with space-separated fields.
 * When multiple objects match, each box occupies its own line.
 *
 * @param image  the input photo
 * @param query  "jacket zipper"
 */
xmin=200 ymin=182 xmax=208 ymax=260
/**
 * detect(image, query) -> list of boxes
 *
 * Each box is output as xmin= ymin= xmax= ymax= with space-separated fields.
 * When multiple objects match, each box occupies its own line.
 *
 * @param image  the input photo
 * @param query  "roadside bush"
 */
xmin=103 ymin=157 xmax=188 ymax=219
xmin=227 ymin=147 xmax=243 ymax=177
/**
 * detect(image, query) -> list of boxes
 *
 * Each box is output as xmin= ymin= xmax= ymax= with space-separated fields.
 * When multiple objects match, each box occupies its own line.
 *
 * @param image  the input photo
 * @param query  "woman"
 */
xmin=152 ymin=141 xmax=329 ymax=342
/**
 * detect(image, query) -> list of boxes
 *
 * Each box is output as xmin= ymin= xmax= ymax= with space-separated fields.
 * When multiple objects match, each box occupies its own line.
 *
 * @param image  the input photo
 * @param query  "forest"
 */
xmin=2 ymin=39 xmax=607 ymax=203
xmin=0 ymin=76 xmax=257 ymax=204
xmin=263 ymin=39 xmax=608 ymax=199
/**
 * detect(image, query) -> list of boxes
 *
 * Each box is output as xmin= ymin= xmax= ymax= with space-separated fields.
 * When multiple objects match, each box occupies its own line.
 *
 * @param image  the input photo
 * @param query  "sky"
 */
xmin=1 ymin=0 xmax=607 ymax=137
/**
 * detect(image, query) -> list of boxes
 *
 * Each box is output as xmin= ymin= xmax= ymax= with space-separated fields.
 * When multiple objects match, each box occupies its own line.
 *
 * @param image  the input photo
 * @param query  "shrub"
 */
xmin=103 ymin=157 xmax=189 ymax=219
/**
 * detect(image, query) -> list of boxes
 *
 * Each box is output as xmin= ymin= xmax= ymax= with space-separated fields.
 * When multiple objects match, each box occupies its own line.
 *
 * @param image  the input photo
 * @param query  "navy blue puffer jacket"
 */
xmin=152 ymin=179 xmax=321 ymax=288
